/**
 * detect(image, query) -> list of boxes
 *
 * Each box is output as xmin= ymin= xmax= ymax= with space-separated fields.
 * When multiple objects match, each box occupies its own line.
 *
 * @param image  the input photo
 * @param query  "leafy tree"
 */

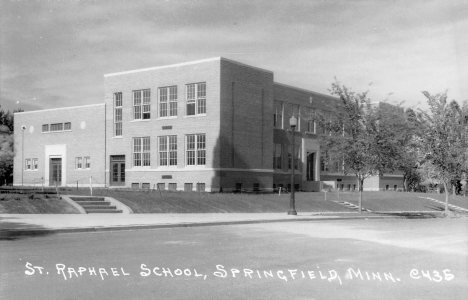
xmin=397 ymin=108 xmax=424 ymax=192
xmin=0 ymin=108 xmax=22 ymax=185
xmin=417 ymin=92 xmax=468 ymax=213
xmin=318 ymin=80 xmax=402 ymax=213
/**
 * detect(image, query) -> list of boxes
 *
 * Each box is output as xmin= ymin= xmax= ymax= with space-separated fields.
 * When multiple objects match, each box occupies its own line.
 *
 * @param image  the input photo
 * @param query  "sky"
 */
xmin=1 ymin=0 xmax=467 ymax=113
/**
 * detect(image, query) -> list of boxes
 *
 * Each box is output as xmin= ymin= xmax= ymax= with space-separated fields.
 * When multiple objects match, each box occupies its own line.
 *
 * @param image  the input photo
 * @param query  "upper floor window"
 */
xmin=305 ymin=107 xmax=316 ymax=133
xmin=114 ymin=92 xmax=123 ymax=136
xmin=42 ymin=122 xmax=71 ymax=133
xmin=159 ymin=135 xmax=177 ymax=166
xmin=292 ymin=104 xmax=300 ymax=131
xmin=50 ymin=123 xmax=64 ymax=131
xmin=186 ymin=83 xmax=206 ymax=116
xmin=186 ymin=134 xmax=206 ymax=165
xmin=159 ymin=86 xmax=178 ymax=118
xmin=133 ymin=89 xmax=151 ymax=120
xmin=133 ymin=137 xmax=150 ymax=167
xmin=274 ymin=101 xmax=283 ymax=129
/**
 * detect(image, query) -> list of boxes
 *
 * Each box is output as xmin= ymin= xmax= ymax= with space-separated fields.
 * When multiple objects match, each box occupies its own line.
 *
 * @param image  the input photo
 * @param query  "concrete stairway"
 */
xmin=70 ymin=197 xmax=123 ymax=214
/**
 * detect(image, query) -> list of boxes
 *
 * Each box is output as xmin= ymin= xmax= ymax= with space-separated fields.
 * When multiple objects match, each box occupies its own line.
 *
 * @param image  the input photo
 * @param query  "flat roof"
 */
xmin=14 ymin=103 xmax=105 ymax=115
xmin=104 ymin=57 xmax=274 ymax=77
xmin=274 ymin=82 xmax=339 ymax=101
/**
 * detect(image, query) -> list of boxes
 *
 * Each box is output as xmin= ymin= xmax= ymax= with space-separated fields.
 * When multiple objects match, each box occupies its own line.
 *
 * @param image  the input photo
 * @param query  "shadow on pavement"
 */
xmin=0 ymin=217 xmax=55 ymax=241
xmin=375 ymin=211 xmax=440 ymax=219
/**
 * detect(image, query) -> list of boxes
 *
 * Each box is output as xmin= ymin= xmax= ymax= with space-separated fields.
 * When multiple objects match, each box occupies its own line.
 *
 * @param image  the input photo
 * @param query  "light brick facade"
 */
xmin=13 ymin=57 xmax=403 ymax=191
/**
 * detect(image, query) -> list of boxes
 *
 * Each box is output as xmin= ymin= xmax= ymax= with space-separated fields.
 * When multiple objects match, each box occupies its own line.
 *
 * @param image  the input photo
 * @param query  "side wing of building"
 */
xmin=13 ymin=104 xmax=106 ymax=187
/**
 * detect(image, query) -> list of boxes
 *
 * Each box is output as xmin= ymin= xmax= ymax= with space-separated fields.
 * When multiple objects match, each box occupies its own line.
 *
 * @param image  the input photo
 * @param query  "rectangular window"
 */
xmin=184 ymin=183 xmax=193 ymax=192
xmin=159 ymin=136 xmax=177 ymax=166
xmin=42 ymin=124 xmax=49 ymax=132
xmin=168 ymin=183 xmax=177 ymax=191
xmin=132 ymin=183 xmax=140 ymax=189
xmin=84 ymin=156 xmax=90 ymax=169
xmin=133 ymin=137 xmax=150 ymax=167
xmin=75 ymin=157 xmax=82 ymax=169
xmin=32 ymin=158 xmax=38 ymax=170
xmin=320 ymin=156 xmax=329 ymax=172
xmin=50 ymin=123 xmax=63 ymax=131
xmin=157 ymin=183 xmax=165 ymax=190
xmin=114 ymin=92 xmax=123 ymax=136
xmin=133 ymin=89 xmax=150 ymax=120
xmin=273 ymin=144 xmax=283 ymax=170
xmin=64 ymin=122 xmax=71 ymax=130
xmin=292 ymin=104 xmax=300 ymax=131
xmin=142 ymin=183 xmax=150 ymax=189
xmin=159 ymin=86 xmax=177 ymax=118
xmin=196 ymin=183 xmax=205 ymax=192
xmin=288 ymin=145 xmax=301 ymax=170
xmin=274 ymin=101 xmax=283 ymax=129
xmin=186 ymin=134 xmax=206 ymax=165
xmin=186 ymin=83 xmax=206 ymax=116
xmin=25 ymin=159 xmax=31 ymax=170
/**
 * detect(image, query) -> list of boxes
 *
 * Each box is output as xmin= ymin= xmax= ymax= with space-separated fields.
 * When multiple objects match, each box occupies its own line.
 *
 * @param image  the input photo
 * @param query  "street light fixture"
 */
xmin=21 ymin=125 xmax=26 ymax=186
xmin=288 ymin=116 xmax=298 ymax=215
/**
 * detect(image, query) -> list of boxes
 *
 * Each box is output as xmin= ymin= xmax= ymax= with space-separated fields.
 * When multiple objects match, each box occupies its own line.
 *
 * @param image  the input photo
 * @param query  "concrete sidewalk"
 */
xmin=0 ymin=212 xmax=428 ymax=237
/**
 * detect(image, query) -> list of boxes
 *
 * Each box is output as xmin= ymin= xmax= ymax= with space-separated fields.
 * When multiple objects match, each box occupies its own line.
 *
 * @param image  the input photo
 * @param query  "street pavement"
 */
xmin=1 ymin=218 xmax=467 ymax=299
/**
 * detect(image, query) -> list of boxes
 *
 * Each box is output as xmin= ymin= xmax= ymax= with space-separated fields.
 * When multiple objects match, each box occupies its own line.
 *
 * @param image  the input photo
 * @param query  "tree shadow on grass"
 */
xmin=0 ymin=217 xmax=55 ymax=241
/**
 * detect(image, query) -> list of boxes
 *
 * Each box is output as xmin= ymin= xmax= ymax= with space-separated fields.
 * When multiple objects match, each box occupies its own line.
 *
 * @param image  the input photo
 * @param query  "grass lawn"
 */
xmin=0 ymin=193 xmax=80 ymax=214
xmin=1 ymin=186 xmax=467 ymax=214
xmin=59 ymin=188 xmax=350 ymax=213
xmin=323 ymin=191 xmax=468 ymax=212
xmin=58 ymin=187 xmax=468 ymax=214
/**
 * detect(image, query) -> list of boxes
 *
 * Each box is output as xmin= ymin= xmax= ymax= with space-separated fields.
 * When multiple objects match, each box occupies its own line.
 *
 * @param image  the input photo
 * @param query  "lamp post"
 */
xmin=288 ymin=116 xmax=298 ymax=215
xmin=21 ymin=125 xmax=26 ymax=186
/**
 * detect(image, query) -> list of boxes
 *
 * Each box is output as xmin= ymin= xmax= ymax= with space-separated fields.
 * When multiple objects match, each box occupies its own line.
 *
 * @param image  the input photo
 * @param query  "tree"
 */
xmin=417 ymin=92 xmax=468 ymax=213
xmin=397 ymin=108 xmax=424 ymax=192
xmin=0 ymin=108 xmax=22 ymax=185
xmin=318 ymin=80 xmax=402 ymax=213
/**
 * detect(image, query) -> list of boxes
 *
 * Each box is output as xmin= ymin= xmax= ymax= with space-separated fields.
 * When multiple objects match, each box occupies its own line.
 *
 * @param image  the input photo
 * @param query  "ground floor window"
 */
xmin=75 ymin=157 xmax=82 ymax=169
xmin=196 ymin=183 xmax=205 ymax=192
xmin=168 ymin=183 xmax=177 ymax=191
xmin=133 ymin=137 xmax=150 ymax=167
xmin=25 ymin=159 xmax=31 ymax=170
xmin=159 ymin=136 xmax=177 ymax=166
xmin=32 ymin=158 xmax=38 ymax=170
xmin=273 ymin=144 xmax=283 ymax=170
xmin=184 ymin=183 xmax=193 ymax=192
xmin=186 ymin=134 xmax=206 ymax=165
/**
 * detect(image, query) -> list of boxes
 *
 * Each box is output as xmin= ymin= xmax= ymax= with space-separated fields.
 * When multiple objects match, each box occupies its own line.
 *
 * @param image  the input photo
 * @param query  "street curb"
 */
xmin=0 ymin=215 xmax=424 ymax=238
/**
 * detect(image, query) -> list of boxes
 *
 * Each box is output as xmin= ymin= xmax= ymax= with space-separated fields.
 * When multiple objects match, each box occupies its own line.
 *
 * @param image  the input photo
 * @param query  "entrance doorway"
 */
xmin=49 ymin=158 xmax=62 ymax=186
xmin=306 ymin=152 xmax=315 ymax=181
xmin=110 ymin=155 xmax=125 ymax=186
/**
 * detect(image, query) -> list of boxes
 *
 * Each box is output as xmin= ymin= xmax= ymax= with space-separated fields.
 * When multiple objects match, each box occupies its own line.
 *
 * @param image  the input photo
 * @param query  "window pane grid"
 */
xmin=134 ymin=90 xmax=151 ymax=120
xmin=159 ymin=136 xmax=177 ymax=166
xmin=186 ymin=134 xmax=206 ymax=166
xmin=186 ymin=83 xmax=205 ymax=116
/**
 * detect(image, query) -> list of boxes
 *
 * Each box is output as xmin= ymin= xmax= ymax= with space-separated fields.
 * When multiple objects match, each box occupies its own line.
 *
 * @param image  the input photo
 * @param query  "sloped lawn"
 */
xmin=0 ymin=193 xmax=80 ymax=214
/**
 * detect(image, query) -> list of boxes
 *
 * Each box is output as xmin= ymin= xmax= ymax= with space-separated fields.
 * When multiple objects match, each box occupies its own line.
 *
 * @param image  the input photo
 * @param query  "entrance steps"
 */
xmin=69 ymin=196 xmax=123 ymax=214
